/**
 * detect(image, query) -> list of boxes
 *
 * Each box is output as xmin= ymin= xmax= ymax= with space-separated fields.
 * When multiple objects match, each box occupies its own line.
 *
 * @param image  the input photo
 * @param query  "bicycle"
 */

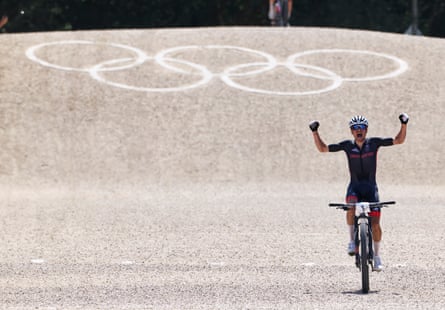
xmin=329 ymin=200 xmax=396 ymax=293
xmin=271 ymin=0 xmax=289 ymax=27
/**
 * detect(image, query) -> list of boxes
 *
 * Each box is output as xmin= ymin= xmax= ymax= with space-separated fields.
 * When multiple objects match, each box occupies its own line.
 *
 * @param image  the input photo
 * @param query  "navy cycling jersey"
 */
xmin=328 ymin=137 xmax=394 ymax=184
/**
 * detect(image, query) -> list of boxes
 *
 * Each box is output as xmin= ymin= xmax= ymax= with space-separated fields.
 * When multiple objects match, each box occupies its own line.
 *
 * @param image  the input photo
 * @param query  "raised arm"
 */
xmin=393 ymin=113 xmax=409 ymax=145
xmin=309 ymin=121 xmax=329 ymax=152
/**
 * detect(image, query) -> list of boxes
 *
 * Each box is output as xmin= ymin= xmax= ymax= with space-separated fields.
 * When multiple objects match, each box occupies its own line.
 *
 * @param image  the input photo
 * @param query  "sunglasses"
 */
xmin=351 ymin=124 xmax=367 ymax=130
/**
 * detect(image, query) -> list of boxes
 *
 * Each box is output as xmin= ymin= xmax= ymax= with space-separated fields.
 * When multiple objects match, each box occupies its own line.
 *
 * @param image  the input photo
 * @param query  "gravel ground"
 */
xmin=0 ymin=185 xmax=444 ymax=309
xmin=0 ymin=27 xmax=444 ymax=308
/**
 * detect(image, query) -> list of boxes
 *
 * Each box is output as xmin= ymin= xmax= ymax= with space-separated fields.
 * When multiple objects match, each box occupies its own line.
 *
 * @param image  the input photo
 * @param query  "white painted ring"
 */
xmin=89 ymin=56 xmax=213 ymax=92
xmin=155 ymin=45 xmax=277 ymax=77
xmin=25 ymin=40 xmax=147 ymax=72
xmin=288 ymin=49 xmax=409 ymax=82
xmin=222 ymin=62 xmax=343 ymax=96
xmin=25 ymin=41 xmax=409 ymax=96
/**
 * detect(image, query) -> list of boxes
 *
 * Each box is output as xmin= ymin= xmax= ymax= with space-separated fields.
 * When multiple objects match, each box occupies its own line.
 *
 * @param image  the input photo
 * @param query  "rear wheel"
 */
xmin=360 ymin=222 xmax=370 ymax=293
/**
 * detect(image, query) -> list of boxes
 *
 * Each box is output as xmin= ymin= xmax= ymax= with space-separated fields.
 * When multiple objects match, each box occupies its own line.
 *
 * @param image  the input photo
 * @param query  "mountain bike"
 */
xmin=271 ymin=0 xmax=289 ymax=26
xmin=329 ymin=201 xmax=396 ymax=293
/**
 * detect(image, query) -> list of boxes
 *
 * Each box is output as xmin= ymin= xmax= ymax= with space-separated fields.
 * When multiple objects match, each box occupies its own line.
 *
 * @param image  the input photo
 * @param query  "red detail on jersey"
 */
xmin=350 ymin=152 xmax=375 ymax=159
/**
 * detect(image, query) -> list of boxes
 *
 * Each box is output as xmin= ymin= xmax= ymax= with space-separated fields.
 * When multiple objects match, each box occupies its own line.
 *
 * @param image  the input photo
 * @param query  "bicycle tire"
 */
xmin=360 ymin=222 xmax=370 ymax=293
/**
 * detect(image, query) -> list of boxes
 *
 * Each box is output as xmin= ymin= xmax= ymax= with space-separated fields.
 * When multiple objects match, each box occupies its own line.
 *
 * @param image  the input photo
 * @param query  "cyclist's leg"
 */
xmin=371 ymin=210 xmax=384 ymax=271
xmin=369 ymin=186 xmax=382 ymax=256
xmin=281 ymin=0 xmax=289 ymax=26
xmin=346 ymin=185 xmax=357 ymax=229
xmin=268 ymin=0 xmax=275 ymax=23
xmin=346 ymin=195 xmax=356 ymax=234
xmin=346 ymin=184 xmax=358 ymax=254
xmin=370 ymin=211 xmax=382 ymax=240
xmin=371 ymin=214 xmax=381 ymax=256
xmin=288 ymin=0 xmax=293 ymax=20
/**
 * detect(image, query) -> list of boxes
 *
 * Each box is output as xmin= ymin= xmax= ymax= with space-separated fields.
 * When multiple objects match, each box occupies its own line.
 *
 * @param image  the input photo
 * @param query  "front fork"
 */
xmin=354 ymin=215 xmax=374 ymax=270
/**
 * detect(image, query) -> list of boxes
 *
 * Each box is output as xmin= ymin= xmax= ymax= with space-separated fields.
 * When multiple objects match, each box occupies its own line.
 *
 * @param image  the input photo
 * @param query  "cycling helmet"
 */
xmin=349 ymin=115 xmax=368 ymax=128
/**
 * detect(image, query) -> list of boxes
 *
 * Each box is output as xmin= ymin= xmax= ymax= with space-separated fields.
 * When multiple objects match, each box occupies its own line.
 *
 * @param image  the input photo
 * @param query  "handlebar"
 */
xmin=329 ymin=201 xmax=396 ymax=210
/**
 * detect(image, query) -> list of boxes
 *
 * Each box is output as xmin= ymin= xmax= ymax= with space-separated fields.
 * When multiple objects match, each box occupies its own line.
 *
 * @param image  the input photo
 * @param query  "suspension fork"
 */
xmin=368 ymin=218 xmax=374 ymax=263
xmin=354 ymin=214 xmax=373 ymax=268
xmin=354 ymin=216 xmax=360 ymax=268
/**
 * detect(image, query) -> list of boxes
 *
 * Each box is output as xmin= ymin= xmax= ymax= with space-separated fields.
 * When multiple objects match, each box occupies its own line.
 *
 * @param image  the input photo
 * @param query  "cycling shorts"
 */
xmin=346 ymin=182 xmax=381 ymax=217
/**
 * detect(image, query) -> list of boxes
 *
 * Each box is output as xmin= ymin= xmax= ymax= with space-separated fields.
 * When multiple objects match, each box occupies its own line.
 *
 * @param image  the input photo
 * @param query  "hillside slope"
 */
xmin=0 ymin=27 xmax=444 ymax=192
xmin=0 ymin=27 xmax=444 ymax=309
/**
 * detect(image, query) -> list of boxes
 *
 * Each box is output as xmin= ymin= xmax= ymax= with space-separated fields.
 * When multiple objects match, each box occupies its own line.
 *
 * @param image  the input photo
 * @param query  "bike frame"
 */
xmin=329 ymin=201 xmax=396 ymax=293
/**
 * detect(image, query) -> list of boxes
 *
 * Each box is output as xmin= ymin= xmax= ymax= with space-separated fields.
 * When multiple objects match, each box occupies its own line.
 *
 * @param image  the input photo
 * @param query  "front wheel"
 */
xmin=360 ymin=222 xmax=370 ymax=293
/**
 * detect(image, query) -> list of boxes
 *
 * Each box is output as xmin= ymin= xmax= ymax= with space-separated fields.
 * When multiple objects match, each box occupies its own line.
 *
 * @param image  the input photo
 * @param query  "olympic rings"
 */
xmin=25 ymin=40 xmax=409 ymax=96
xmin=156 ymin=45 xmax=277 ymax=76
xmin=26 ymin=40 xmax=147 ymax=72
xmin=287 ymin=49 xmax=409 ymax=82
xmin=90 ymin=56 xmax=213 ymax=93
xmin=223 ymin=62 xmax=343 ymax=96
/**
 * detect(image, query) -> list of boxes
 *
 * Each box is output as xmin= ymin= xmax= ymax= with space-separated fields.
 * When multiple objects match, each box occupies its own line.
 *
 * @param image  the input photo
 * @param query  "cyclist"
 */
xmin=268 ymin=0 xmax=293 ymax=26
xmin=309 ymin=114 xmax=409 ymax=271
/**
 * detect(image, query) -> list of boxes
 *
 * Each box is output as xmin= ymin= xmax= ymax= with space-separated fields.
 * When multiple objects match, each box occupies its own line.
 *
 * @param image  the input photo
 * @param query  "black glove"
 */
xmin=399 ymin=113 xmax=409 ymax=124
xmin=309 ymin=120 xmax=320 ymax=132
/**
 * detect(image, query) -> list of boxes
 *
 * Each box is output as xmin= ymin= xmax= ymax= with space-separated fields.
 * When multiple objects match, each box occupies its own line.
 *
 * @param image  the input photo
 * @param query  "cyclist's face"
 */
xmin=351 ymin=126 xmax=367 ymax=141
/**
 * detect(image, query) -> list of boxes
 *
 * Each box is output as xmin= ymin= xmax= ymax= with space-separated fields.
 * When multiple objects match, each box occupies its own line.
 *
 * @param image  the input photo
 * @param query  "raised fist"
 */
xmin=309 ymin=120 xmax=320 ymax=132
xmin=399 ymin=113 xmax=409 ymax=124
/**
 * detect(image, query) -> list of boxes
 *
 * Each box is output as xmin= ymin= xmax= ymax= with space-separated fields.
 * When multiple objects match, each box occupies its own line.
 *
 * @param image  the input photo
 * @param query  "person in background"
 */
xmin=0 ymin=15 xmax=8 ymax=28
xmin=268 ymin=0 xmax=293 ymax=26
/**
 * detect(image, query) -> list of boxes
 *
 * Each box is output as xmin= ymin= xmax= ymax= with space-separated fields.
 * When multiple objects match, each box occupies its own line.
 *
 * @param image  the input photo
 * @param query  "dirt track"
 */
xmin=0 ymin=27 xmax=444 ymax=309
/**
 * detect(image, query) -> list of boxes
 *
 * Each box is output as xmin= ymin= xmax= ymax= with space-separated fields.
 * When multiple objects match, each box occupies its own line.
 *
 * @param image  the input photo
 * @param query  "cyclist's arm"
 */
xmin=311 ymin=131 xmax=329 ymax=152
xmin=393 ymin=123 xmax=407 ymax=145
xmin=327 ymin=143 xmax=345 ymax=152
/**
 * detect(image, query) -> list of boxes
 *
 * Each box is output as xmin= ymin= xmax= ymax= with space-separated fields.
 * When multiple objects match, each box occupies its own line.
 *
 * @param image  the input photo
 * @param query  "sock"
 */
xmin=348 ymin=225 xmax=354 ymax=242
xmin=374 ymin=241 xmax=381 ymax=256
